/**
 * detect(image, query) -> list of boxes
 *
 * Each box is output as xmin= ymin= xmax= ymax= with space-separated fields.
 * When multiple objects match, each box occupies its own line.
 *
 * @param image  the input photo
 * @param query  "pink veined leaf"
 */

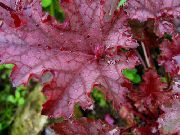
xmin=0 ymin=0 xmax=139 ymax=118
xmin=125 ymin=0 xmax=180 ymax=37
xmin=159 ymin=35 xmax=180 ymax=76
xmin=49 ymin=117 xmax=120 ymax=135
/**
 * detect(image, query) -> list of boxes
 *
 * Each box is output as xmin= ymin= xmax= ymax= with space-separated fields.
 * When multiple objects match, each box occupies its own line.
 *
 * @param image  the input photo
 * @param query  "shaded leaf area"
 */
xmin=74 ymin=88 xmax=128 ymax=127
xmin=0 ymin=65 xmax=47 ymax=135
xmin=50 ymin=118 xmax=120 ymax=135
xmin=125 ymin=0 xmax=180 ymax=37
xmin=159 ymin=36 xmax=180 ymax=77
xmin=128 ymin=19 xmax=177 ymax=79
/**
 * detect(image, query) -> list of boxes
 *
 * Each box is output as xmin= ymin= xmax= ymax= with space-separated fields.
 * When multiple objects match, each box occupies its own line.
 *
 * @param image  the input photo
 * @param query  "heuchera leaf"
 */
xmin=129 ymin=69 xmax=171 ymax=116
xmin=50 ymin=118 xmax=120 ymax=135
xmin=0 ymin=0 xmax=139 ymax=118
xmin=125 ymin=0 xmax=180 ymax=36
xmin=159 ymin=35 xmax=180 ymax=76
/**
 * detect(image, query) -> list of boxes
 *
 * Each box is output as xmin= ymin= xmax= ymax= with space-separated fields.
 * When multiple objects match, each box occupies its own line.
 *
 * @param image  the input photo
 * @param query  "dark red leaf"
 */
xmin=159 ymin=35 xmax=180 ymax=76
xmin=129 ymin=69 xmax=171 ymax=116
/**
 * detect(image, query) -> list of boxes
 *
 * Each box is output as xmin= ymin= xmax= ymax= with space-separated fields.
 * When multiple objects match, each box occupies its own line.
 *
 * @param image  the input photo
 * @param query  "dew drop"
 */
xmin=107 ymin=59 xmax=116 ymax=65
xmin=74 ymin=89 xmax=78 ymax=92
xmin=68 ymin=101 xmax=71 ymax=105
xmin=0 ymin=19 xmax=3 ymax=27
xmin=41 ymin=14 xmax=51 ymax=23
xmin=46 ymin=46 xmax=52 ymax=50
xmin=151 ymin=127 xmax=157 ymax=133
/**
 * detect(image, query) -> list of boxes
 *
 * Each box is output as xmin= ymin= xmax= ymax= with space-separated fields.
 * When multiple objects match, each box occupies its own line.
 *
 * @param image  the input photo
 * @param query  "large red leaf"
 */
xmin=125 ymin=0 xmax=180 ymax=36
xmin=50 ymin=118 xmax=120 ymax=135
xmin=0 ymin=0 xmax=139 ymax=118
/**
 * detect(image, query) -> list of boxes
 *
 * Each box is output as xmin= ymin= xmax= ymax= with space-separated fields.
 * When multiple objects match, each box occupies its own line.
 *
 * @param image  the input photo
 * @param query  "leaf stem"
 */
xmin=141 ymin=42 xmax=151 ymax=68
xmin=0 ymin=2 xmax=14 ymax=12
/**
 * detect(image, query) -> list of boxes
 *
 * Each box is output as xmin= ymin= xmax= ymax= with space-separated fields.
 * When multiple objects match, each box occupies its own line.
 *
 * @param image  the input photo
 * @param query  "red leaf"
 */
xmin=0 ymin=1 xmax=139 ymax=117
xmin=50 ymin=118 xmax=120 ymax=135
xmin=129 ymin=70 xmax=171 ymax=116
xmin=125 ymin=0 xmax=180 ymax=36
xmin=159 ymin=36 xmax=180 ymax=76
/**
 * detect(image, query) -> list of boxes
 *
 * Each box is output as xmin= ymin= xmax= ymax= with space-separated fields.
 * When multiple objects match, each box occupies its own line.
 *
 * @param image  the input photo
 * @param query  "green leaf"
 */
xmin=15 ymin=91 xmax=21 ymax=100
xmin=99 ymin=100 xmax=106 ymax=107
xmin=7 ymin=95 xmax=16 ymax=104
xmin=91 ymin=88 xmax=107 ymax=107
xmin=161 ymin=77 xmax=168 ymax=83
xmin=41 ymin=0 xmax=65 ymax=22
xmin=122 ymin=68 xmax=141 ymax=84
xmin=18 ymin=98 xmax=25 ymax=106
xmin=74 ymin=104 xmax=83 ymax=119
xmin=117 ymin=0 xmax=127 ymax=9
xmin=120 ymin=48 xmax=128 ymax=53
xmin=42 ymin=0 xmax=52 ymax=8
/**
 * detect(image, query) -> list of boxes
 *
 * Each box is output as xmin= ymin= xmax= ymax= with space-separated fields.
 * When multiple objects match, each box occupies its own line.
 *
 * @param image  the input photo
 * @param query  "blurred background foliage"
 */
xmin=0 ymin=64 xmax=47 ymax=135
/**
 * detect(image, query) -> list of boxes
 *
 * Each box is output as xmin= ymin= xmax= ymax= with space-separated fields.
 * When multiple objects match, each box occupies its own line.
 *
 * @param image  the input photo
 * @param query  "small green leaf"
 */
xmin=15 ymin=91 xmax=20 ymax=100
xmin=99 ymin=99 xmax=106 ymax=107
xmin=120 ymin=48 xmax=128 ymax=52
xmin=18 ymin=98 xmax=25 ymax=106
xmin=91 ymin=88 xmax=108 ymax=107
xmin=161 ymin=77 xmax=168 ymax=83
xmin=42 ymin=0 xmax=52 ymax=8
xmin=7 ymin=95 xmax=16 ymax=104
xmin=74 ymin=104 xmax=83 ymax=119
xmin=133 ymin=75 xmax=141 ymax=84
xmin=122 ymin=68 xmax=141 ymax=84
xmin=117 ymin=0 xmax=127 ymax=9
xmin=41 ymin=0 xmax=65 ymax=22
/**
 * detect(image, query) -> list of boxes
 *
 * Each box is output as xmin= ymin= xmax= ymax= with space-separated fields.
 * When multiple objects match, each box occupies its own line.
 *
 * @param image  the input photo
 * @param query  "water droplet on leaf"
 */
xmin=74 ymin=90 xmax=78 ymax=92
xmin=0 ymin=19 xmax=3 ymax=27
xmin=46 ymin=46 xmax=52 ymax=50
